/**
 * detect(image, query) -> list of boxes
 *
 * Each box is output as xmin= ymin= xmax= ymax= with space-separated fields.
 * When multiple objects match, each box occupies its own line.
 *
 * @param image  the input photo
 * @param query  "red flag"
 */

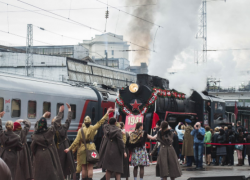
xmin=234 ymin=101 xmax=238 ymax=120
xmin=151 ymin=112 xmax=160 ymax=129
xmin=109 ymin=112 xmax=114 ymax=119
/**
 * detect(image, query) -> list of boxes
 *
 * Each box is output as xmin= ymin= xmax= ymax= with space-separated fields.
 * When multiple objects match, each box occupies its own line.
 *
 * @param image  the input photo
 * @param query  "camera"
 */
xmin=196 ymin=125 xmax=199 ymax=128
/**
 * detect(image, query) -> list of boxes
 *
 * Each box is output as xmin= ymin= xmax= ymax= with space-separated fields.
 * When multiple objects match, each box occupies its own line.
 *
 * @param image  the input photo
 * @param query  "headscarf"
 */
xmin=129 ymin=130 xmax=144 ymax=144
xmin=35 ymin=117 xmax=48 ymax=134
xmin=84 ymin=116 xmax=91 ymax=124
xmin=13 ymin=122 xmax=22 ymax=131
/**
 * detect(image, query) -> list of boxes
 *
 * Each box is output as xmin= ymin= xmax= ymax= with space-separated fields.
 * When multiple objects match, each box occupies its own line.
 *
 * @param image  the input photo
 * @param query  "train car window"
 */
xmin=0 ymin=98 xmax=3 ymax=112
xmin=43 ymin=102 xmax=51 ymax=114
xmin=70 ymin=104 xmax=76 ymax=119
xmin=28 ymin=101 xmax=37 ymax=119
xmin=92 ymin=107 xmax=95 ymax=122
xmin=57 ymin=103 xmax=64 ymax=118
xmin=11 ymin=99 xmax=21 ymax=117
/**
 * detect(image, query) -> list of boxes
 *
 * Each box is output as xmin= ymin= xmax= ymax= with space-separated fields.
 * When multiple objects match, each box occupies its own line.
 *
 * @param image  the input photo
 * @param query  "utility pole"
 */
xmin=105 ymin=50 xmax=108 ymax=66
xmin=195 ymin=0 xmax=207 ymax=64
xmin=195 ymin=0 xmax=226 ymax=64
xmin=26 ymin=24 xmax=34 ymax=77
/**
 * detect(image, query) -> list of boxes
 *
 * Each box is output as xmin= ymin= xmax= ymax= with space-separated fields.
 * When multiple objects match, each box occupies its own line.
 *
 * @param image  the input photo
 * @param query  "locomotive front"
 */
xmin=116 ymin=74 xmax=197 ymax=134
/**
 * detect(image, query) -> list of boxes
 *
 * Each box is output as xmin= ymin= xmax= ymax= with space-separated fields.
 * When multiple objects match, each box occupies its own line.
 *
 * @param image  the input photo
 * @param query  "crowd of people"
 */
xmin=174 ymin=120 xmax=250 ymax=169
xmin=0 ymin=103 xmax=249 ymax=180
xmin=0 ymin=105 xmax=183 ymax=180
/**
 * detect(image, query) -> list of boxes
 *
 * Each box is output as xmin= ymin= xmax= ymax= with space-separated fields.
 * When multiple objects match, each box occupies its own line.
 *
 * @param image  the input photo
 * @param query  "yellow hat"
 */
xmin=84 ymin=116 xmax=91 ymax=124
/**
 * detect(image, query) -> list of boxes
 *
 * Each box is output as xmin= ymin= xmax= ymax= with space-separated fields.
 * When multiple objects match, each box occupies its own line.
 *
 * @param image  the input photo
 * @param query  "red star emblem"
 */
xmin=91 ymin=152 xmax=97 ymax=158
xmin=130 ymin=99 xmax=142 ymax=111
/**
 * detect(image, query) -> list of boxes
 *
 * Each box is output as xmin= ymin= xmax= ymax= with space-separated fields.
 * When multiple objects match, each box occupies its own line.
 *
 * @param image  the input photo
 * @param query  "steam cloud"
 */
xmin=125 ymin=0 xmax=156 ymax=65
xmin=147 ymin=0 xmax=250 ymax=96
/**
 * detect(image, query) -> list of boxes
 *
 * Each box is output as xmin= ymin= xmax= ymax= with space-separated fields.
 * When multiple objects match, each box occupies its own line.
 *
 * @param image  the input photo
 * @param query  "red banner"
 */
xmin=125 ymin=115 xmax=144 ymax=133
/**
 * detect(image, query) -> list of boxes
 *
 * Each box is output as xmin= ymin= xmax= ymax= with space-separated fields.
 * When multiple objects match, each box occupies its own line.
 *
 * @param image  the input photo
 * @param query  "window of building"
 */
xmin=0 ymin=98 xmax=3 ymax=112
xmin=70 ymin=104 xmax=76 ymax=119
xmin=43 ymin=102 xmax=51 ymax=117
xmin=11 ymin=99 xmax=21 ymax=117
xmin=28 ymin=101 xmax=37 ymax=119
xmin=92 ymin=107 xmax=95 ymax=122
xmin=57 ymin=103 xmax=64 ymax=118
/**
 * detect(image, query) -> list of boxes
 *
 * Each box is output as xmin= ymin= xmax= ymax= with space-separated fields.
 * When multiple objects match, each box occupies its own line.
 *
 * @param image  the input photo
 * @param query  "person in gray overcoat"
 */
xmin=0 ymin=157 xmax=12 ymax=180
xmin=99 ymin=117 xmax=126 ymax=180
xmin=0 ymin=111 xmax=23 ymax=180
xmin=53 ymin=103 xmax=76 ymax=178
xmin=13 ymin=119 xmax=34 ymax=180
xmin=150 ymin=121 xmax=182 ymax=180
xmin=31 ymin=107 xmax=64 ymax=180
xmin=182 ymin=119 xmax=194 ymax=167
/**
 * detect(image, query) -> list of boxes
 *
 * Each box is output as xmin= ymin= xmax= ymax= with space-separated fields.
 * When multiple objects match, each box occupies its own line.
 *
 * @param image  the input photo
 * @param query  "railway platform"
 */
xmin=91 ymin=163 xmax=250 ymax=180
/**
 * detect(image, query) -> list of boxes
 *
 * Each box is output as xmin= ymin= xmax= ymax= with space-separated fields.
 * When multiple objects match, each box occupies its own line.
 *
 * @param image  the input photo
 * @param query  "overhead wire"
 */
xmin=0 ymin=1 xmax=81 ymax=27
xmin=33 ymin=25 xmax=83 ymax=42
xmin=96 ymin=0 xmax=162 ymax=28
xmin=0 ymin=4 xmax=157 ymax=13
xmin=206 ymin=48 xmax=250 ymax=51
xmin=0 ymin=29 xmax=53 ymax=45
xmin=16 ymin=0 xmax=153 ymax=52
xmin=6 ymin=4 xmax=10 ymax=33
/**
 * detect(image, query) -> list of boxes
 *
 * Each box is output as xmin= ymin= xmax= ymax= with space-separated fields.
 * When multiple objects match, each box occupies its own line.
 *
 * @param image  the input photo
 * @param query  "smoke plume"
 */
xmin=125 ymin=0 xmax=157 ymax=65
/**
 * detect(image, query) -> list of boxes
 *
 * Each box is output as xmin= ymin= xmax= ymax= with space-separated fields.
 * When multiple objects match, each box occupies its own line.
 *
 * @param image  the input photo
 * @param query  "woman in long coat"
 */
xmin=99 ymin=118 xmax=125 ymax=180
xmin=65 ymin=107 xmax=114 ymax=180
xmin=150 ymin=121 xmax=182 ymax=180
xmin=0 ymin=111 xmax=23 ymax=180
xmin=31 ymin=108 xmax=64 ymax=180
xmin=0 ymin=157 xmax=12 ymax=180
xmin=53 ymin=103 xmax=76 ymax=177
xmin=120 ymin=122 xmax=130 ymax=180
xmin=13 ymin=119 xmax=33 ymax=180
xmin=182 ymin=120 xmax=194 ymax=166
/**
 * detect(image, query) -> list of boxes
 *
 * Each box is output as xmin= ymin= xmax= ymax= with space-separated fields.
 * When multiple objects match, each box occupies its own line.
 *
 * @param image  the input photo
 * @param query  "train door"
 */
xmin=0 ymin=97 xmax=3 ymax=113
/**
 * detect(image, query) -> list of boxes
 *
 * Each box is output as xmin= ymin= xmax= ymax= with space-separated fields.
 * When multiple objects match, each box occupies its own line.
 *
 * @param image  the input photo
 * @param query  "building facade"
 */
xmin=81 ymin=33 xmax=130 ymax=70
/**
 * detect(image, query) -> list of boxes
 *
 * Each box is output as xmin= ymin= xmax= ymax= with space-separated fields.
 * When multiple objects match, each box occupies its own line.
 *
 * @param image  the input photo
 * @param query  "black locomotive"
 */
xmin=118 ymin=74 xmax=227 ymax=134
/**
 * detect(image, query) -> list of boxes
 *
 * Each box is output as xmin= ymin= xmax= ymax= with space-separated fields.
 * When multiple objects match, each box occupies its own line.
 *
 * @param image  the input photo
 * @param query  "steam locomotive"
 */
xmin=117 ymin=74 xmax=227 ymax=134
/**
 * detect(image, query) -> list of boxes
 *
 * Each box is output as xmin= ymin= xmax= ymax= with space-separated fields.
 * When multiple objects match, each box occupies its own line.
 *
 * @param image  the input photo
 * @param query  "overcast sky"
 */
xmin=1 ymin=0 xmax=250 ymax=91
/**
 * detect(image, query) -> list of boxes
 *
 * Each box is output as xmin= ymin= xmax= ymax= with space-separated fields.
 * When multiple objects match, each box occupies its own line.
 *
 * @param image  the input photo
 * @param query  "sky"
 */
xmin=0 ymin=0 xmax=250 ymax=94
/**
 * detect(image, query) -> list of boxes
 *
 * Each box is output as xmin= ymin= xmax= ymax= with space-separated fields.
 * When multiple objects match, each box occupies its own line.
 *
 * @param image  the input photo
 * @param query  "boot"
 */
xmin=240 ymin=159 xmax=243 ymax=166
xmin=236 ymin=159 xmax=241 ymax=166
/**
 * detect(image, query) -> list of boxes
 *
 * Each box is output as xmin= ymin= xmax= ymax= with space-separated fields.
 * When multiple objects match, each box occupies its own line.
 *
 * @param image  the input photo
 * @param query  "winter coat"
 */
xmin=172 ymin=131 xmax=179 ymax=158
xmin=0 ymin=157 xmax=12 ymax=180
xmin=246 ymin=135 xmax=250 ymax=155
xmin=0 ymin=118 xmax=23 ymax=180
xmin=216 ymin=130 xmax=227 ymax=156
xmin=191 ymin=127 xmax=205 ymax=143
xmin=14 ymin=120 xmax=33 ymax=180
xmin=204 ymin=130 xmax=212 ymax=147
xmin=30 ymin=116 xmax=64 ymax=180
xmin=54 ymin=111 xmax=76 ymax=177
xmin=68 ymin=113 xmax=108 ymax=172
xmin=121 ymin=132 xmax=130 ymax=178
xmin=99 ymin=123 xmax=125 ymax=173
xmin=151 ymin=130 xmax=182 ymax=178
xmin=182 ymin=125 xmax=194 ymax=156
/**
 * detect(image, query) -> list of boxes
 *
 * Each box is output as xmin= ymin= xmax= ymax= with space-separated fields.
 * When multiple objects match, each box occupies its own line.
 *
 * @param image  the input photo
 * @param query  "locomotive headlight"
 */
xmin=129 ymin=83 xmax=139 ymax=93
